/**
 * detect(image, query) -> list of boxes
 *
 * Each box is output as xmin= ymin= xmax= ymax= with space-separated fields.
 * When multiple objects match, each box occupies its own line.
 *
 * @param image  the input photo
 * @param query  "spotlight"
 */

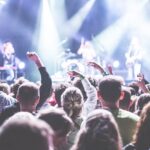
xmin=18 ymin=62 xmax=25 ymax=70
xmin=113 ymin=60 xmax=120 ymax=68
xmin=0 ymin=0 xmax=6 ymax=5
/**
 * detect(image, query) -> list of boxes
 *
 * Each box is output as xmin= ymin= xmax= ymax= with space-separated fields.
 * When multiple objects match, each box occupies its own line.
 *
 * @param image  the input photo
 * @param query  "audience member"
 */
xmin=0 ymin=112 xmax=54 ymax=150
xmin=134 ymin=93 xmax=150 ymax=116
xmin=61 ymin=86 xmax=84 ymax=149
xmin=0 ymin=52 xmax=52 ymax=125
xmin=54 ymin=82 xmax=71 ymax=107
xmin=71 ymin=109 xmax=122 ymax=150
xmin=38 ymin=108 xmax=73 ymax=150
xmin=123 ymin=102 xmax=150 ymax=150
xmin=68 ymin=70 xmax=97 ymax=116
xmin=0 ymin=90 xmax=16 ymax=113
xmin=97 ymin=75 xmax=139 ymax=145
xmin=0 ymin=82 xmax=10 ymax=94
xmin=10 ymin=77 xmax=29 ymax=98
xmin=119 ymin=86 xmax=132 ymax=111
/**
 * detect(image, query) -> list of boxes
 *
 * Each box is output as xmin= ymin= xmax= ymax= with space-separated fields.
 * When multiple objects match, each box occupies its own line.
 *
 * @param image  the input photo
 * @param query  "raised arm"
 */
xmin=87 ymin=61 xmax=108 ymax=76
xmin=68 ymin=70 xmax=97 ymax=116
xmin=27 ymin=52 xmax=52 ymax=109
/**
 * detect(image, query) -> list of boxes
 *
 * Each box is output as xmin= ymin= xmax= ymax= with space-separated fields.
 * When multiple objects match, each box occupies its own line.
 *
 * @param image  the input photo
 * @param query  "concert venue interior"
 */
xmin=0 ymin=0 xmax=150 ymax=82
xmin=1 ymin=1 xmax=150 ymax=150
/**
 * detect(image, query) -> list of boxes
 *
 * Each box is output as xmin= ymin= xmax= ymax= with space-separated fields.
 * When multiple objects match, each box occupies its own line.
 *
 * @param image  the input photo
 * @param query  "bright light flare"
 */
xmin=34 ymin=0 xmax=63 ymax=74
xmin=64 ymin=0 xmax=96 ymax=38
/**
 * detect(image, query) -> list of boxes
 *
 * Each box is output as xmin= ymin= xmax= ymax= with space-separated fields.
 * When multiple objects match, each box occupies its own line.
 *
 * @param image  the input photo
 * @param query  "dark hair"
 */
xmin=128 ymin=82 xmax=139 ymax=96
xmin=0 ymin=112 xmax=54 ymax=150
xmin=98 ymin=75 xmax=122 ymax=103
xmin=136 ymin=93 xmax=150 ymax=111
xmin=119 ymin=87 xmax=131 ymax=110
xmin=11 ymin=77 xmax=29 ymax=98
xmin=17 ymin=82 xmax=39 ymax=105
xmin=38 ymin=108 xmax=73 ymax=137
xmin=71 ymin=109 xmax=122 ymax=150
xmin=54 ymin=82 xmax=70 ymax=107
xmin=133 ymin=102 xmax=150 ymax=150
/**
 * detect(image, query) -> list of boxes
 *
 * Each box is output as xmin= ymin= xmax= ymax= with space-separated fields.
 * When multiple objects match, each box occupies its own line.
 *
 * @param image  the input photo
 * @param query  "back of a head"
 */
xmin=11 ymin=77 xmax=29 ymax=98
xmin=61 ymin=86 xmax=84 ymax=119
xmin=119 ymin=87 xmax=131 ymax=110
xmin=54 ymin=82 xmax=70 ymax=107
xmin=0 ymin=83 xmax=10 ymax=94
xmin=71 ymin=109 xmax=122 ymax=150
xmin=98 ymin=75 xmax=122 ymax=103
xmin=17 ymin=81 xmax=39 ymax=105
xmin=136 ymin=93 xmax=150 ymax=112
xmin=128 ymin=82 xmax=139 ymax=96
xmin=0 ymin=112 xmax=54 ymax=150
xmin=38 ymin=108 xmax=73 ymax=137
xmin=134 ymin=102 xmax=150 ymax=150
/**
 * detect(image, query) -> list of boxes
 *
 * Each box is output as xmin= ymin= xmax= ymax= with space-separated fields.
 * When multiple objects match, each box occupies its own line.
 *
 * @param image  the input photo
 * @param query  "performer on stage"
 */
xmin=77 ymin=38 xmax=96 ymax=75
xmin=0 ymin=42 xmax=16 ymax=82
xmin=77 ymin=38 xmax=96 ymax=62
xmin=125 ymin=37 xmax=143 ymax=80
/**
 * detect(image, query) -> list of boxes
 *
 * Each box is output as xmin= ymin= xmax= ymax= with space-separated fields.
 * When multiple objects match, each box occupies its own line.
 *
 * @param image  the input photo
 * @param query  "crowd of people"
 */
xmin=0 ymin=39 xmax=149 ymax=150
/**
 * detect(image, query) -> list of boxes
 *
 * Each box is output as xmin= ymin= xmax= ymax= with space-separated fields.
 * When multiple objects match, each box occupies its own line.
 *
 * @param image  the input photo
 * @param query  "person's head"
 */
xmin=61 ymin=86 xmax=84 ymax=119
xmin=98 ymin=75 xmax=123 ymax=107
xmin=71 ymin=109 xmax=122 ymax=150
xmin=133 ymin=102 xmax=150 ymax=150
xmin=128 ymin=82 xmax=139 ymax=96
xmin=10 ymin=77 xmax=29 ymax=98
xmin=134 ymin=93 xmax=150 ymax=116
xmin=0 ymin=82 xmax=10 ymax=94
xmin=2 ymin=42 xmax=15 ymax=54
xmin=16 ymin=82 xmax=39 ymax=111
xmin=54 ymin=82 xmax=70 ymax=107
xmin=0 ymin=112 xmax=54 ymax=150
xmin=38 ymin=108 xmax=73 ymax=148
xmin=136 ymin=93 xmax=150 ymax=114
xmin=119 ymin=86 xmax=131 ymax=110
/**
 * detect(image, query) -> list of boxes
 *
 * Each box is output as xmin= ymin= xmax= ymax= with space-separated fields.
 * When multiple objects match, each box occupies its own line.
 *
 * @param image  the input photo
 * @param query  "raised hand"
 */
xmin=107 ymin=64 xmax=113 ymax=75
xmin=133 ymin=73 xmax=149 ymax=93
xmin=67 ymin=70 xmax=84 ymax=79
xmin=27 ymin=51 xmax=44 ymax=68
xmin=87 ymin=61 xmax=107 ymax=75
xmin=27 ymin=52 xmax=39 ymax=62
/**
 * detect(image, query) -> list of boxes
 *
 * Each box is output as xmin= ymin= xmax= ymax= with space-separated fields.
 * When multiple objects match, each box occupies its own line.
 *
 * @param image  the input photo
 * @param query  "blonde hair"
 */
xmin=61 ymin=87 xmax=84 ymax=119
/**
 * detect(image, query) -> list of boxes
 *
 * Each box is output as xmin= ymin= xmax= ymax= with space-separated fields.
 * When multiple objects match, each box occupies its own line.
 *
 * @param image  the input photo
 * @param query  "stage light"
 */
xmin=0 ymin=0 xmax=6 ymax=5
xmin=64 ymin=0 xmax=96 ymax=38
xmin=92 ymin=16 xmax=128 ymax=60
xmin=113 ymin=60 xmax=120 ymax=68
xmin=18 ymin=62 xmax=25 ymax=70
xmin=92 ymin=0 xmax=149 ymax=63
xmin=34 ymin=0 xmax=63 ymax=74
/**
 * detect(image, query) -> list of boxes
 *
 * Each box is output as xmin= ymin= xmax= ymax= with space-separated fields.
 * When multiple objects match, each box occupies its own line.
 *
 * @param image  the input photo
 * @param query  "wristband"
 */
xmin=80 ymin=75 xmax=85 ymax=80
xmin=102 ymin=72 xmax=109 ymax=76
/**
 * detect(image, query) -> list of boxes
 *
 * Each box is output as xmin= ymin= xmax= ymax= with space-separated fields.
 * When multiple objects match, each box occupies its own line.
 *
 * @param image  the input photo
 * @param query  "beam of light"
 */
xmin=0 ymin=0 xmax=6 ymax=5
xmin=63 ymin=0 xmax=96 ymax=39
xmin=92 ymin=16 xmax=128 ymax=60
xmin=49 ymin=0 xmax=67 ymax=36
xmin=92 ymin=0 xmax=149 ymax=61
xmin=34 ymin=0 xmax=63 ymax=74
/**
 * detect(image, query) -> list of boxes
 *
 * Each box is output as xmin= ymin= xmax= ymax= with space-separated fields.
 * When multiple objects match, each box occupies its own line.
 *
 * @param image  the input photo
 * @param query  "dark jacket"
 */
xmin=0 ymin=67 xmax=52 ymax=125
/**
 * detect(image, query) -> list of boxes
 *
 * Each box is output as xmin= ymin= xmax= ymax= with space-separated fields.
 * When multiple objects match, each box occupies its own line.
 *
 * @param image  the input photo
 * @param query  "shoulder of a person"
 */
xmin=118 ymin=109 xmax=139 ymax=121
